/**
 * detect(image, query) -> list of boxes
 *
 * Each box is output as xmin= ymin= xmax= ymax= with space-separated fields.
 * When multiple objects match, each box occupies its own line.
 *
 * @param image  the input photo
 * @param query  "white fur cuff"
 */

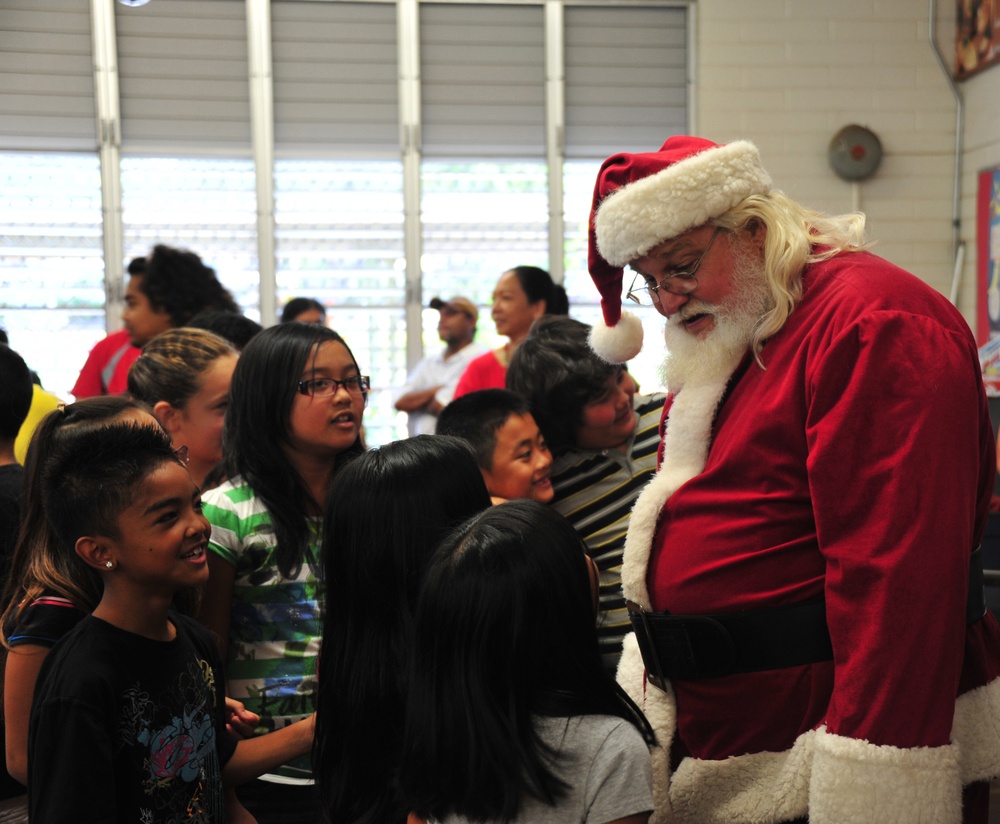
xmin=809 ymin=727 xmax=962 ymax=824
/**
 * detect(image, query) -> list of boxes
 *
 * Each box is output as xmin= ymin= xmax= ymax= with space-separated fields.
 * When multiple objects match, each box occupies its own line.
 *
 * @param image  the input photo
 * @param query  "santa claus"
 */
xmin=588 ymin=136 xmax=1000 ymax=824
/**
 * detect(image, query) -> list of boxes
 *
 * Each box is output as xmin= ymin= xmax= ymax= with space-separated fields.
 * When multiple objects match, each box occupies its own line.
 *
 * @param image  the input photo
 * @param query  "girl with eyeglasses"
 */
xmin=199 ymin=323 xmax=367 ymax=822
xmin=402 ymin=500 xmax=655 ymax=824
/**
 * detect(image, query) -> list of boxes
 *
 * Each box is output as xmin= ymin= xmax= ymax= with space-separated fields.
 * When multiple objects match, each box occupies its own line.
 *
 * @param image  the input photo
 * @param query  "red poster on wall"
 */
xmin=977 ymin=166 xmax=1000 ymax=394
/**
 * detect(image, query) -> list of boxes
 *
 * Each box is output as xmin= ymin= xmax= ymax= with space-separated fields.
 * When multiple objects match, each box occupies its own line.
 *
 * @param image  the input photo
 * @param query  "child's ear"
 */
xmin=152 ymin=400 xmax=182 ymax=436
xmin=75 ymin=536 xmax=116 ymax=572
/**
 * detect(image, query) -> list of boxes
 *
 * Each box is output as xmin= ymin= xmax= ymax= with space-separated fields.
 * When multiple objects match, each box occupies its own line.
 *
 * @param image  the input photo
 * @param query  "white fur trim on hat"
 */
xmin=588 ymin=309 xmax=644 ymax=364
xmin=595 ymin=140 xmax=772 ymax=267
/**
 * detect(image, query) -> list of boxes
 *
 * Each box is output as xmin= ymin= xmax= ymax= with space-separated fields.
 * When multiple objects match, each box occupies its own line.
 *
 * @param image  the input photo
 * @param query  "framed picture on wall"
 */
xmin=956 ymin=0 xmax=1000 ymax=79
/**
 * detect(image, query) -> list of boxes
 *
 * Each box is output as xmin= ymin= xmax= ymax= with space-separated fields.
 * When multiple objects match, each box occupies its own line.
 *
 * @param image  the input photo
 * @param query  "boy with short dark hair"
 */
xmin=29 ymin=421 xmax=313 ymax=823
xmin=437 ymin=388 xmax=553 ymax=505
xmin=507 ymin=316 xmax=666 ymax=672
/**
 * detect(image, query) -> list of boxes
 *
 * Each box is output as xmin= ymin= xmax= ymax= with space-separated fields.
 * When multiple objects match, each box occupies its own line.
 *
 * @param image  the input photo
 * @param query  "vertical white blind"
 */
xmin=564 ymin=5 xmax=688 ymax=158
xmin=420 ymin=3 xmax=546 ymax=158
xmin=271 ymin=1 xmax=399 ymax=157
xmin=116 ymin=0 xmax=252 ymax=153
xmin=0 ymin=0 xmax=96 ymax=151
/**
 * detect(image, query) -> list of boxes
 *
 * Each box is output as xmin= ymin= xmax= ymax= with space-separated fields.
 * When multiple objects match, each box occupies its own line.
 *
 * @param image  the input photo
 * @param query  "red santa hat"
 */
xmin=587 ymin=136 xmax=772 ymax=363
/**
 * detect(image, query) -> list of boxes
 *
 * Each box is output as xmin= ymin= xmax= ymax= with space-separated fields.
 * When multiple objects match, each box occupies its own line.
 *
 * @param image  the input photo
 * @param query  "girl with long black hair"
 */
xmin=403 ymin=500 xmax=655 ymax=824
xmin=199 ymin=322 xmax=367 ymax=822
xmin=314 ymin=435 xmax=492 ymax=824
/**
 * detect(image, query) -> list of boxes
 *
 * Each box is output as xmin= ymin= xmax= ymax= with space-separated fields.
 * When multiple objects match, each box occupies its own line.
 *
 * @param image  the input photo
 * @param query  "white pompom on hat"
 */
xmin=587 ymin=136 xmax=772 ymax=363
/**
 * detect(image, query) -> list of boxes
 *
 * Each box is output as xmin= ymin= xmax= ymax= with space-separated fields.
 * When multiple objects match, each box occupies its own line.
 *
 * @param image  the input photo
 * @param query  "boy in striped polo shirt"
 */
xmin=508 ymin=316 xmax=664 ymax=673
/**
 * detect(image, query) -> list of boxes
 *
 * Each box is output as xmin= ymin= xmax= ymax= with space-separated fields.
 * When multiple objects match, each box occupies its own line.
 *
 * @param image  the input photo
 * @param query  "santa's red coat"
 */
xmin=619 ymin=250 xmax=1000 ymax=823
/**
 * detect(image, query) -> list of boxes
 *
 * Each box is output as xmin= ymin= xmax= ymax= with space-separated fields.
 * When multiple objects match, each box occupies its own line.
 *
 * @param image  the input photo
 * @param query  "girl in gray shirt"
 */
xmin=402 ymin=500 xmax=654 ymax=824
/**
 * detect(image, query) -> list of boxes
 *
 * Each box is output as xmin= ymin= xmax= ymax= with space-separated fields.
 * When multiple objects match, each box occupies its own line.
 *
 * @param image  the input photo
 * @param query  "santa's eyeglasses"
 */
xmin=626 ymin=227 xmax=721 ymax=305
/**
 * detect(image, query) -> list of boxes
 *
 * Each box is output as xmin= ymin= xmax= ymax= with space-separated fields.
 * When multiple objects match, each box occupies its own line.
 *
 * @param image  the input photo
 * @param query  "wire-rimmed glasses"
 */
xmin=625 ymin=227 xmax=722 ymax=306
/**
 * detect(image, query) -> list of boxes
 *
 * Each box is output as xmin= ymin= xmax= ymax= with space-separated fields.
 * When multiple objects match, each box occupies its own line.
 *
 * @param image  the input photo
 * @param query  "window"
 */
xmin=0 ymin=152 xmax=105 ymax=397
xmin=121 ymin=157 xmax=260 ymax=316
xmin=0 ymin=0 xmax=690 ymax=420
xmin=275 ymin=158 xmax=406 ymax=446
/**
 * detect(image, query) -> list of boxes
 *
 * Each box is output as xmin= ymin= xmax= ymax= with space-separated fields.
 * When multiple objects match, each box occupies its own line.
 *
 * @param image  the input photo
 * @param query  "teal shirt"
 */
xmin=202 ymin=476 xmax=323 ymax=779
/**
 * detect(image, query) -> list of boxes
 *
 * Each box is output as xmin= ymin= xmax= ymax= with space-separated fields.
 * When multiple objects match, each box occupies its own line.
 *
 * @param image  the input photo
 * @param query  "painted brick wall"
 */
xmin=695 ymin=0 xmax=999 ymax=331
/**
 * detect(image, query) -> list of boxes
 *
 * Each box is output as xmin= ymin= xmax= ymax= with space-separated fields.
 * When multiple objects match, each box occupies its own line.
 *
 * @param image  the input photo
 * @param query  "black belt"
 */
xmin=628 ymin=546 xmax=987 ymax=686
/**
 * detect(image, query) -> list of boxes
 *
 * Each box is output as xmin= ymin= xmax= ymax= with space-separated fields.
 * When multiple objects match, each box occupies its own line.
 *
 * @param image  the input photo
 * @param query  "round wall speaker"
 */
xmin=828 ymin=125 xmax=883 ymax=182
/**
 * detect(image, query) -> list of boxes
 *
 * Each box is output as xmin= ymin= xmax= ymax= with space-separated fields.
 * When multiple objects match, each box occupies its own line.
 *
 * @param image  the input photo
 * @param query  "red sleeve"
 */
xmin=805 ymin=309 xmax=991 ymax=748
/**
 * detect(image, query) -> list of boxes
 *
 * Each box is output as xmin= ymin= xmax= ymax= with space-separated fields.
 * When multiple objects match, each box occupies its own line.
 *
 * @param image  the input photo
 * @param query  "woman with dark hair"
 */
xmin=122 ymin=244 xmax=240 ymax=348
xmin=280 ymin=297 xmax=327 ymax=325
xmin=452 ymin=266 xmax=568 ymax=398
xmin=199 ymin=322 xmax=367 ymax=822
xmin=402 ymin=500 xmax=654 ymax=824
xmin=314 ymin=435 xmax=492 ymax=824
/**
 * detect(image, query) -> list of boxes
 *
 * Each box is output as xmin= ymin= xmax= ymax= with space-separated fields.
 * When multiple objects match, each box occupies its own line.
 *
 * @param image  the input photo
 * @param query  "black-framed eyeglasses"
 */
xmin=626 ymin=227 xmax=722 ymax=306
xmin=296 ymin=376 xmax=371 ymax=397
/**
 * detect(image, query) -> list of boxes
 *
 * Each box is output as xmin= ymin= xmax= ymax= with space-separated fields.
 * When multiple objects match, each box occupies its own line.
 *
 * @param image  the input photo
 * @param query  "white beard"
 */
xmin=659 ymin=238 xmax=774 ymax=392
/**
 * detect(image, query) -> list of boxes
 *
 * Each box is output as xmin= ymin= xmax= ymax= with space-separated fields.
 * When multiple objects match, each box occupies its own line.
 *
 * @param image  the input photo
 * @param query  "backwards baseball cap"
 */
xmin=429 ymin=296 xmax=478 ymax=322
xmin=587 ymin=136 xmax=771 ymax=363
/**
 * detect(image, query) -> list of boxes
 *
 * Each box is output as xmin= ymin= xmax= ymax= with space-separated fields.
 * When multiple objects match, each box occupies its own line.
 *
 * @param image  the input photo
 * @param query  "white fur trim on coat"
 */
xmin=621 ymin=377 xmax=735 ymax=609
xmin=589 ymin=309 xmax=644 ymax=364
xmin=618 ymin=666 xmax=1000 ymax=823
xmin=618 ymin=634 xmax=676 ymax=824
xmin=594 ymin=140 xmax=772 ymax=267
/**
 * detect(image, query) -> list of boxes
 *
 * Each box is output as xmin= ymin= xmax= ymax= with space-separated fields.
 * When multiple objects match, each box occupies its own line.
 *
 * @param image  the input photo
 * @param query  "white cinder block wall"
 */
xmin=694 ymin=0 xmax=1000 ymax=333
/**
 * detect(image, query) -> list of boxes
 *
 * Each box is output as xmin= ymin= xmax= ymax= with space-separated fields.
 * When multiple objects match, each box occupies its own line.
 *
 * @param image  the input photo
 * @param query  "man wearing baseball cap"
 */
xmin=395 ymin=296 xmax=486 ymax=436
xmin=589 ymin=136 xmax=1000 ymax=823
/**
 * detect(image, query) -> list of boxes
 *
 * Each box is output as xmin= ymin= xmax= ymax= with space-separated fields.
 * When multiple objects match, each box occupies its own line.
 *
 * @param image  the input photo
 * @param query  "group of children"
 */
xmin=0 ymin=300 xmax=664 ymax=823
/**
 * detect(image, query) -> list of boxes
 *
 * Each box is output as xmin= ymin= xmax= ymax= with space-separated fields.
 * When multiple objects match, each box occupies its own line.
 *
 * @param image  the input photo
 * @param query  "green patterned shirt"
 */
xmin=202 ymin=476 xmax=323 ymax=780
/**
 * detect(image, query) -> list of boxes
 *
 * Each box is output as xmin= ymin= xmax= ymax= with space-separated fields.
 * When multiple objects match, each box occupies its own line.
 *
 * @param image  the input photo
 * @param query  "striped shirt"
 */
xmin=549 ymin=393 xmax=665 ymax=673
xmin=202 ymin=476 xmax=323 ymax=780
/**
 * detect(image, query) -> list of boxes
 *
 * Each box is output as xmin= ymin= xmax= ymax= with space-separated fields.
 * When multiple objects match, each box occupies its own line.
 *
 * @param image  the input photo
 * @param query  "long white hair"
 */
xmin=711 ymin=190 xmax=870 ymax=357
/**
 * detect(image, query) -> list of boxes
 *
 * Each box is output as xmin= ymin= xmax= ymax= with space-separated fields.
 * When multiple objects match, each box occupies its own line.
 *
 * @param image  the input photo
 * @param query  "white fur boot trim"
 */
xmin=621 ymin=378 xmax=731 ymax=608
xmin=810 ymin=726 xmax=961 ymax=824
